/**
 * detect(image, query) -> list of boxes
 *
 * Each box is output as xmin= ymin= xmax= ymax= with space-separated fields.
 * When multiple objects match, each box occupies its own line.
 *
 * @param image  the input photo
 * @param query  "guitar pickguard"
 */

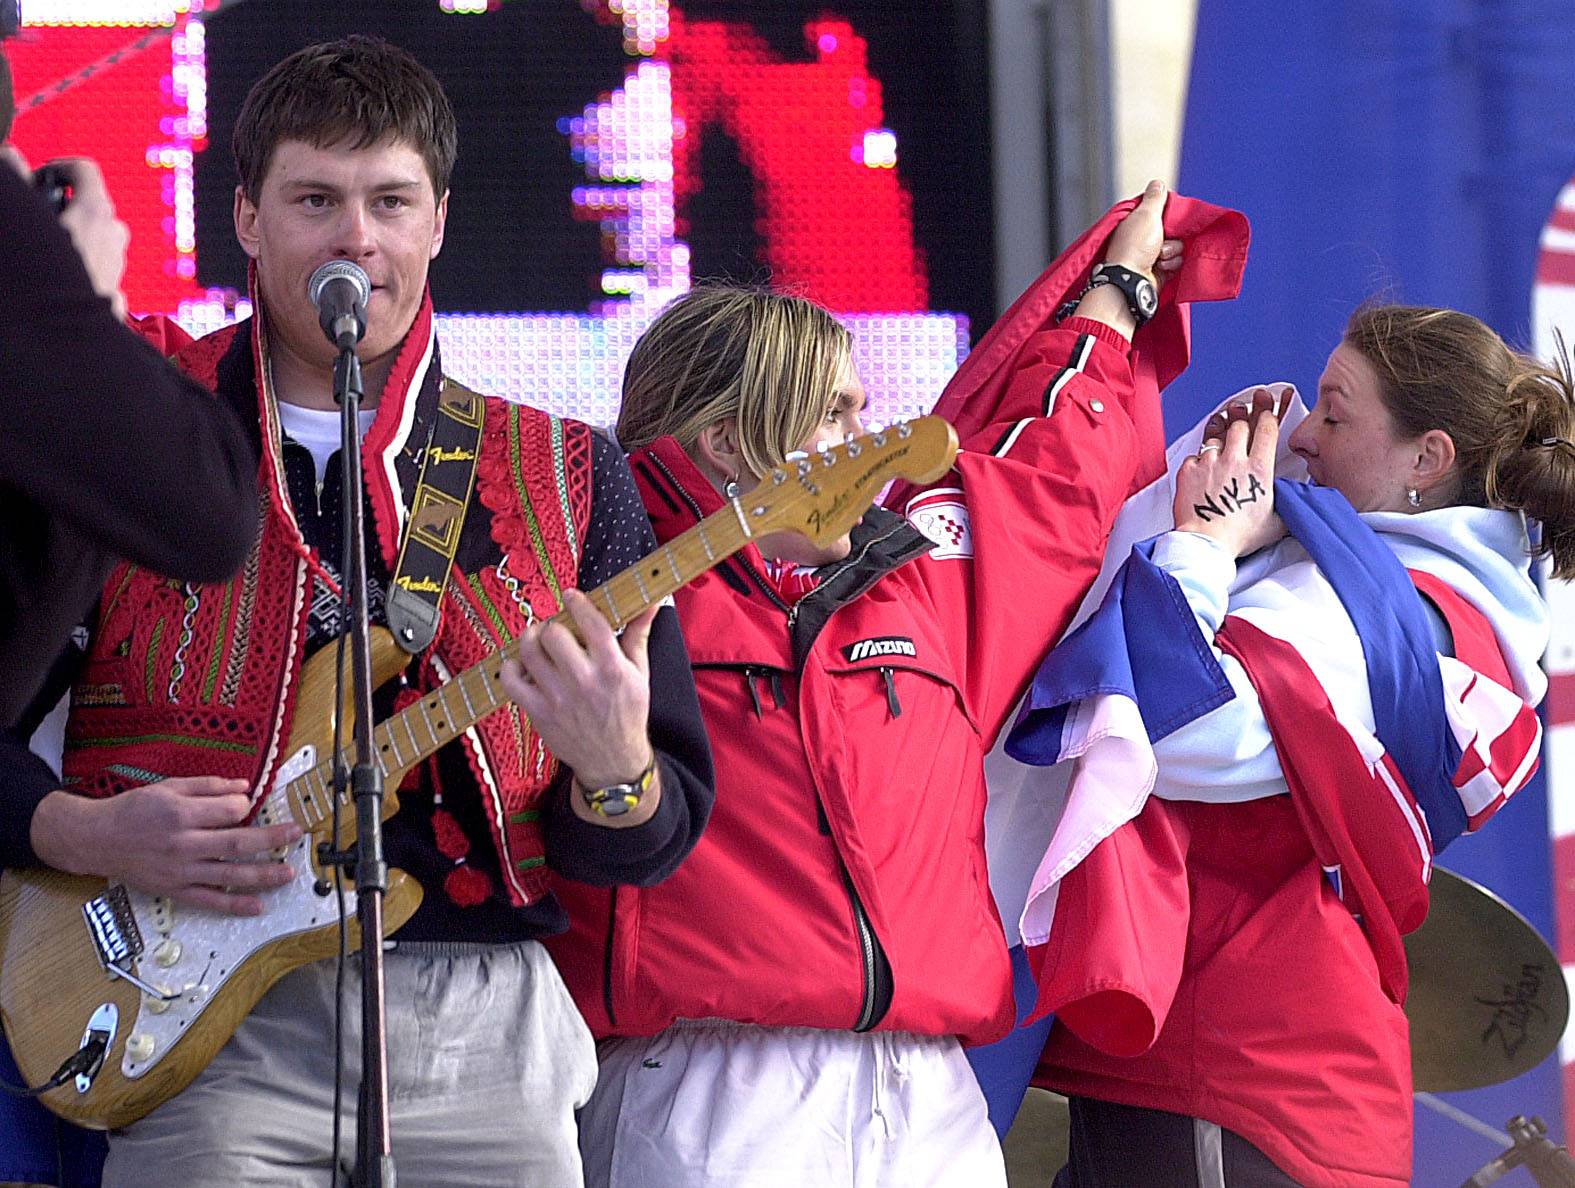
xmin=115 ymin=746 xmax=358 ymax=1081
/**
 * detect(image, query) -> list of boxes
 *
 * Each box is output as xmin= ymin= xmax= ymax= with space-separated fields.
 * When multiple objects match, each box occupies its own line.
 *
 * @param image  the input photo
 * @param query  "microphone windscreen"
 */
xmin=307 ymin=260 xmax=371 ymax=309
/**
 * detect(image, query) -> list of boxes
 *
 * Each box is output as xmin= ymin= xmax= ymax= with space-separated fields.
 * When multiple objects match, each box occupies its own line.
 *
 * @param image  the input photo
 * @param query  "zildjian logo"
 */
xmin=1477 ymin=962 xmax=1550 ymax=1059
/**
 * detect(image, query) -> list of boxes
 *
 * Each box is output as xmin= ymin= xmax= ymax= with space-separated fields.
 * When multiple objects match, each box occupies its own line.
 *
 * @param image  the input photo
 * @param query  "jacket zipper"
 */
xmin=783 ymin=526 xmax=918 ymax=1034
xmin=878 ymin=667 xmax=902 ymax=718
xmin=817 ymin=803 xmax=882 ymax=1030
xmin=845 ymin=870 xmax=881 ymax=1031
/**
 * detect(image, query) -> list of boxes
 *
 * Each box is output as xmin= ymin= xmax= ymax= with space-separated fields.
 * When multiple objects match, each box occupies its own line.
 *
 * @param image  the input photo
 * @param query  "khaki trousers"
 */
xmin=103 ymin=940 xmax=597 ymax=1188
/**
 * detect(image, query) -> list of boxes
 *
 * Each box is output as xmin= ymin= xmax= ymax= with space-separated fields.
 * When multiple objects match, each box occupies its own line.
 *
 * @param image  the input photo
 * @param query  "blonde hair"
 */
xmin=1346 ymin=304 xmax=1575 ymax=577
xmin=616 ymin=286 xmax=852 ymax=477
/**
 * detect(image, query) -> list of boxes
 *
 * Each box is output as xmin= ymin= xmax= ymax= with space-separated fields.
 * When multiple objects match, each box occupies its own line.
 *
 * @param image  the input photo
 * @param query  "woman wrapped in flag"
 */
xmin=1002 ymin=305 xmax=1575 ymax=1187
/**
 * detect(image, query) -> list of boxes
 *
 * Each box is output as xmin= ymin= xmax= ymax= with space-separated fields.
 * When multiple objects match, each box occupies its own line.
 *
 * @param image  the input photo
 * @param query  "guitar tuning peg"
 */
xmin=796 ymin=459 xmax=813 ymax=478
xmin=772 ymin=469 xmax=787 ymax=485
xmin=895 ymin=421 xmax=912 ymax=438
xmin=872 ymin=432 xmax=888 ymax=448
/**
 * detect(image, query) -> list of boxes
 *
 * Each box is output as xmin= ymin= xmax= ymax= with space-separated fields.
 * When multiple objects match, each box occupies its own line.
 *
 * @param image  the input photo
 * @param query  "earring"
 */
xmin=1406 ymin=487 xmax=1422 ymax=508
xmin=724 ymin=474 xmax=741 ymax=500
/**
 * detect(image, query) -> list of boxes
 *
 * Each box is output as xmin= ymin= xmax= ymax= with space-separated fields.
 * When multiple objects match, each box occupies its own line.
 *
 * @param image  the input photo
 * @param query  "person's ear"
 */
xmin=233 ymin=185 xmax=261 ymax=260
xmin=1413 ymin=428 xmax=1457 ymax=494
xmin=694 ymin=418 xmax=745 ymax=490
xmin=430 ymin=189 xmax=448 ymax=259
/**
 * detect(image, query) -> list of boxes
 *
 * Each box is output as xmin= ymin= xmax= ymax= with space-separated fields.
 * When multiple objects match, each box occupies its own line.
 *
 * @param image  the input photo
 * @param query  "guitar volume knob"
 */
xmin=153 ymin=939 xmax=182 ymax=968
xmin=126 ymin=1033 xmax=156 ymax=1062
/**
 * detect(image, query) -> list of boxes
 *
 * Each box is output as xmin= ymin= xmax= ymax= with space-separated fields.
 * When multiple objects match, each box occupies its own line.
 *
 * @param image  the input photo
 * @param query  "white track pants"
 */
xmin=579 ymin=1021 xmax=1006 ymax=1188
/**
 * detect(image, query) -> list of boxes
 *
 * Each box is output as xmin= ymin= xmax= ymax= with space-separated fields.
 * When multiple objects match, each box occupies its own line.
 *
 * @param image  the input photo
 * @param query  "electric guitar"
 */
xmin=0 ymin=416 xmax=958 ymax=1129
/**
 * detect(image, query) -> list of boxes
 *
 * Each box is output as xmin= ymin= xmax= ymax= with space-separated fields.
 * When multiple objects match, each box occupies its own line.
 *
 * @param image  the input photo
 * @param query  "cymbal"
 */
xmin=1405 ymin=866 xmax=1569 ymax=1093
xmin=1002 ymin=1087 xmax=1070 ymax=1187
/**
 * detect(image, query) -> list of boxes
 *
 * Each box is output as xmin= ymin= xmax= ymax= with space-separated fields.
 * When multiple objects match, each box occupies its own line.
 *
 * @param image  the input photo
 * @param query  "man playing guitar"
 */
xmin=19 ymin=35 xmax=716 ymax=1187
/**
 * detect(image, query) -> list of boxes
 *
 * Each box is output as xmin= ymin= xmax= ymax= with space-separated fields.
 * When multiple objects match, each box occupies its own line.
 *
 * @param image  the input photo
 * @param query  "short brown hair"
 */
xmin=617 ymin=286 xmax=853 ymax=478
xmin=1346 ymin=304 xmax=1575 ymax=577
xmin=232 ymin=35 xmax=456 ymax=200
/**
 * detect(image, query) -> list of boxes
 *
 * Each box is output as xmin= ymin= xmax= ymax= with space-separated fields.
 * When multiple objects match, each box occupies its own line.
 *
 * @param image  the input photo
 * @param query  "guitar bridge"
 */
xmin=84 ymin=885 xmax=144 ymax=970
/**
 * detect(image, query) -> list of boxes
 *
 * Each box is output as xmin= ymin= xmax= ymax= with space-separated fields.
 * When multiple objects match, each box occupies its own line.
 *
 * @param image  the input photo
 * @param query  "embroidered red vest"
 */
xmin=61 ymin=298 xmax=592 ymax=906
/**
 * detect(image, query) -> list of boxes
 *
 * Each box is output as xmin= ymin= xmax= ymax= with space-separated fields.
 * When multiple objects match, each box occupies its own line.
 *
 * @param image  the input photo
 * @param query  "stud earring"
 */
xmin=724 ymin=474 xmax=741 ymax=500
xmin=1406 ymin=487 xmax=1422 ymax=508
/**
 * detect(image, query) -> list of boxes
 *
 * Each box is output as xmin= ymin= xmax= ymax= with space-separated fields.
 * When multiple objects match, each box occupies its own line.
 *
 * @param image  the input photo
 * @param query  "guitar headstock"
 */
xmin=739 ymin=415 xmax=959 ymax=545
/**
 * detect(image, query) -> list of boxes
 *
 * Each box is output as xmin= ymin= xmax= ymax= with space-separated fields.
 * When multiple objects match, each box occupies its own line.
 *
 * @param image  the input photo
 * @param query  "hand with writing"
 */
xmin=1173 ymin=387 xmax=1286 ymax=558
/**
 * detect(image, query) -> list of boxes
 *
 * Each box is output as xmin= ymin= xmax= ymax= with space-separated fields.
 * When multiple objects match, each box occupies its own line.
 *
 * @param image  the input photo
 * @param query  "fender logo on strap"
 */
xmin=844 ymin=636 xmax=917 ymax=662
xmin=395 ymin=575 xmax=444 ymax=594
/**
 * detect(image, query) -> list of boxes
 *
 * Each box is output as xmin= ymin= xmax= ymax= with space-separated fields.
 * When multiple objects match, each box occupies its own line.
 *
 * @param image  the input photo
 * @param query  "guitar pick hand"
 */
xmin=29 ymin=777 xmax=303 ymax=916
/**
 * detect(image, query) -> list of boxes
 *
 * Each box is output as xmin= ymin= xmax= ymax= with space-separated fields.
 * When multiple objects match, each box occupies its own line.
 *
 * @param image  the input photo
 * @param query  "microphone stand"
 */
xmin=325 ymin=341 xmax=395 ymax=1188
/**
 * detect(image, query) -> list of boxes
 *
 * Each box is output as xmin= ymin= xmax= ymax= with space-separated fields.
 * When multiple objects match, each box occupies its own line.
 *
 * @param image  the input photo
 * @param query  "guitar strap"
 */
xmin=386 ymin=377 xmax=485 ymax=654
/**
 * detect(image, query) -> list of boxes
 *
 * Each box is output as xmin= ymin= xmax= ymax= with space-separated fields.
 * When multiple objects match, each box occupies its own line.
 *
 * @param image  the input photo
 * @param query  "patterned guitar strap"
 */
xmin=386 ymin=377 xmax=486 ymax=654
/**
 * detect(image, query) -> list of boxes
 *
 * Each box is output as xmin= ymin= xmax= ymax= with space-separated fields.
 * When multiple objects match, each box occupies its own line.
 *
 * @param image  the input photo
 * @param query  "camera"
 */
xmin=33 ymin=162 xmax=73 ymax=213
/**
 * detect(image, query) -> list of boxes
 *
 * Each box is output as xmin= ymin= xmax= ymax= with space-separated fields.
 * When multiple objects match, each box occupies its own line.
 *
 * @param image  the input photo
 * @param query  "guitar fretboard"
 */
xmin=282 ymin=508 xmax=754 ymax=831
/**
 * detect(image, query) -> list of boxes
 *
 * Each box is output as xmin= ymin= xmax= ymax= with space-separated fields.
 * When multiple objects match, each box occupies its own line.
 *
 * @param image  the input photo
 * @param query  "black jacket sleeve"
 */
xmin=0 ymin=732 xmax=60 ymax=870
xmin=0 ymin=167 xmax=260 ymax=728
xmin=0 ymin=623 xmax=88 ymax=869
xmin=544 ymin=433 xmax=714 ymax=886
xmin=0 ymin=167 xmax=258 ymax=581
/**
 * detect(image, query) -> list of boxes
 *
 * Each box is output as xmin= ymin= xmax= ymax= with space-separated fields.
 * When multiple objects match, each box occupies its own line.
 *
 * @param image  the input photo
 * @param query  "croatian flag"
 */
xmin=1003 ymin=478 xmax=1543 ymax=1007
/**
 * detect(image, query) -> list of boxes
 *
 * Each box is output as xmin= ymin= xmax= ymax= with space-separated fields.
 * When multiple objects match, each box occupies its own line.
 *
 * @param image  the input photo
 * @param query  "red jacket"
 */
xmin=548 ymin=196 xmax=1249 ymax=1042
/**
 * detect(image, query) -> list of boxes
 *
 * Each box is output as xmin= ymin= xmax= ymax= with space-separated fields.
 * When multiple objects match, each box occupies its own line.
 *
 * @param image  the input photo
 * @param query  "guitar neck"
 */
xmin=286 ymin=501 xmax=755 ymax=829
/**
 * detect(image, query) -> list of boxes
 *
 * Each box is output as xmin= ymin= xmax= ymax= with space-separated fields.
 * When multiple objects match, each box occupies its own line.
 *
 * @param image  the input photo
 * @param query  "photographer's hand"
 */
xmin=48 ymin=158 xmax=130 ymax=320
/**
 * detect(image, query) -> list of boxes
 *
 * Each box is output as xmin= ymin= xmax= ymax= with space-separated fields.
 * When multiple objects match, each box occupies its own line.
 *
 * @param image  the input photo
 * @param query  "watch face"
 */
xmin=1136 ymin=280 xmax=1159 ymax=317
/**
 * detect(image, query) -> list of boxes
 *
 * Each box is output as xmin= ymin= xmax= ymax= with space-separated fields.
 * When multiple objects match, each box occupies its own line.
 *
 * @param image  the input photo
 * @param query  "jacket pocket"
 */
xmin=822 ymin=648 xmax=977 ymax=734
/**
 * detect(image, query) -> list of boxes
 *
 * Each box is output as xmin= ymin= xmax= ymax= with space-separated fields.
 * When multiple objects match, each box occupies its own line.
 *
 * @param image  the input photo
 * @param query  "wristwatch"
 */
xmin=577 ymin=758 xmax=657 ymax=818
xmin=1086 ymin=262 xmax=1159 ymax=326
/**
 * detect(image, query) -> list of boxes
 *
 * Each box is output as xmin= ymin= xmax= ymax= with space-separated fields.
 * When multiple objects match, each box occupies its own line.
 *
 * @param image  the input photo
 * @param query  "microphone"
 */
xmin=308 ymin=260 xmax=371 ymax=352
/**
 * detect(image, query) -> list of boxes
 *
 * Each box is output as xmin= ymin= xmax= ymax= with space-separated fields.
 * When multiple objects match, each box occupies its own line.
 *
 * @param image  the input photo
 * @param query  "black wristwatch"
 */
xmin=1086 ymin=262 xmax=1159 ymax=327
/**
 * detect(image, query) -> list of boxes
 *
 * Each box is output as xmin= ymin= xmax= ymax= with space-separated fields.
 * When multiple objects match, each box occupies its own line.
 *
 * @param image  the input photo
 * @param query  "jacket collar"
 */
xmin=629 ymin=435 xmax=933 ymax=653
xmin=244 ymin=264 xmax=444 ymax=567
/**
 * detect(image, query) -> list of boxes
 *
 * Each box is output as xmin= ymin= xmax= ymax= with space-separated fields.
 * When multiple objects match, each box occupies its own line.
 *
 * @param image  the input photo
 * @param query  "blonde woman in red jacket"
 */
xmin=550 ymin=183 xmax=1183 ymax=1187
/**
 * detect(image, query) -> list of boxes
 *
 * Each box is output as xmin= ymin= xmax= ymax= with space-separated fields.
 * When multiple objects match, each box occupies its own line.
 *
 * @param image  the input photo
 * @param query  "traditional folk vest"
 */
xmin=61 ymin=294 xmax=592 ymax=906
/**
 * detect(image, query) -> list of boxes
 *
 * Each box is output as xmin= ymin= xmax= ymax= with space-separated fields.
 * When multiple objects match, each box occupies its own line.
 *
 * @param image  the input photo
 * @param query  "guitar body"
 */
xmin=0 ymin=627 xmax=424 ymax=1129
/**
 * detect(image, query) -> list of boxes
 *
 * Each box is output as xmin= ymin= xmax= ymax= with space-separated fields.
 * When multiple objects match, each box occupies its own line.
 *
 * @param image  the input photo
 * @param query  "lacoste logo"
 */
xmin=843 ymin=636 xmax=917 ymax=663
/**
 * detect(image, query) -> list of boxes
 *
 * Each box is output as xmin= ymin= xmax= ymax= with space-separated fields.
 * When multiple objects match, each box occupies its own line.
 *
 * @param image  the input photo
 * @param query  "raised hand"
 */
xmin=1173 ymin=387 xmax=1286 ymax=558
xmin=46 ymin=158 xmax=131 ymax=320
xmin=1104 ymin=178 xmax=1178 ymax=282
xmin=1074 ymin=179 xmax=1183 ymax=338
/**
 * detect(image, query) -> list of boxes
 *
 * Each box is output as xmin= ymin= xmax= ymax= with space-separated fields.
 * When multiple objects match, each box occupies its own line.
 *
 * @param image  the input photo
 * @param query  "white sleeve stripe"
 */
xmin=1042 ymin=333 xmax=1094 ymax=416
xmin=992 ymin=418 xmax=1033 ymax=458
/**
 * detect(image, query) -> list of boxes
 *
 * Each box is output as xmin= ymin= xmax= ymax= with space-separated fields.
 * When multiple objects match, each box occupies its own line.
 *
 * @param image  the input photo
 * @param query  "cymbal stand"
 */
xmin=1460 ymin=1116 xmax=1575 ymax=1187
